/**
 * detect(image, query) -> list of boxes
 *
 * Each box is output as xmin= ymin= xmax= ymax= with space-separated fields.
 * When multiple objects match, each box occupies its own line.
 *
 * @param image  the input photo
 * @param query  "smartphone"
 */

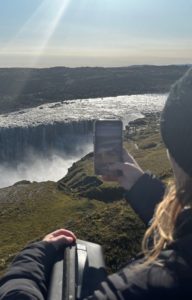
xmin=94 ymin=119 xmax=123 ymax=176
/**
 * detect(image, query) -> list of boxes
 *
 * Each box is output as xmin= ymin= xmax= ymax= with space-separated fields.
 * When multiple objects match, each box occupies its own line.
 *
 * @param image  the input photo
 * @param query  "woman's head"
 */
xmin=161 ymin=67 xmax=192 ymax=208
xmin=142 ymin=68 xmax=192 ymax=263
xmin=161 ymin=67 xmax=192 ymax=179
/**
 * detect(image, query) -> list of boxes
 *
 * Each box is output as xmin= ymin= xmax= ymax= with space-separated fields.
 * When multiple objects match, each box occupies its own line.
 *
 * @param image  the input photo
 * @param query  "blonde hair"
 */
xmin=141 ymin=179 xmax=192 ymax=265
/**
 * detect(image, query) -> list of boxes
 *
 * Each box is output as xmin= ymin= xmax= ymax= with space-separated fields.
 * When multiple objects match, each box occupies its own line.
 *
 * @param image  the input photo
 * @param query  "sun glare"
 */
xmin=0 ymin=0 xmax=71 ymax=64
xmin=0 ymin=0 xmax=71 ymax=101
xmin=36 ymin=0 xmax=71 ymax=56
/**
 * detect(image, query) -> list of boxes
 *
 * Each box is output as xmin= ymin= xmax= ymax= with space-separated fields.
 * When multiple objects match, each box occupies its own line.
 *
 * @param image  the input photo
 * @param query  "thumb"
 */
xmin=122 ymin=149 xmax=134 ymax=163
xmin=108 ymin=161 xmax=136 ymax=173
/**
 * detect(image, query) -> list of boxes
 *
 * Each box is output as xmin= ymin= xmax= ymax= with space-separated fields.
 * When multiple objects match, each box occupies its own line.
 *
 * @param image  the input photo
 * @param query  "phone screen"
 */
xmin=94 ymin=120 xmax=123 ymax=176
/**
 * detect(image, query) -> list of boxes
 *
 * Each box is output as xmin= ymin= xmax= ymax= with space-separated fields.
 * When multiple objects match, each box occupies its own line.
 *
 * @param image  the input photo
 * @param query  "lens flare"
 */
xmin=0 ymin=0 xmax=71 ymax=61
xmin=0 ymin=0 xmax=71 ymax=100
xmin=34 ymin=0 xmax=71 ymax=57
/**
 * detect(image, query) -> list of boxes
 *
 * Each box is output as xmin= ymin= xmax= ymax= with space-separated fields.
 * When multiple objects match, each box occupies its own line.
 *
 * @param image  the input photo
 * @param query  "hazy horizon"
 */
xmin=0 ymin=0 xmax=192 ymax=68
xmin=0 ymin=63 xmax=191 ymax=70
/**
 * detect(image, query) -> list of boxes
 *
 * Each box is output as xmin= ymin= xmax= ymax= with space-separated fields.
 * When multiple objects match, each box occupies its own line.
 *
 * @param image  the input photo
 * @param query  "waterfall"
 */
xmin=0 ymin=120 xmax=94 ymax=163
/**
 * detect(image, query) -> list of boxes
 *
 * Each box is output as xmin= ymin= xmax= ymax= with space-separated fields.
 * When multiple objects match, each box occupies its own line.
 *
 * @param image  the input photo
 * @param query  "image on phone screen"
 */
xmin=94 ymin=120 xmax=123 ymax=176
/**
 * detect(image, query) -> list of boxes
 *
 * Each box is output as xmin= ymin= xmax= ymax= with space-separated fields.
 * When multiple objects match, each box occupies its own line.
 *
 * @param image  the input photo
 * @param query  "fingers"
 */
xmin=51 ymin=229 xmax=76 ymax=241
xmin=122 ymin=148 xmax=135 ymax=163
xmin=122 ymin=148 xmax=142 ymax=169
xmin=100 ymin=148 xmax=144 ymax=190
xmin=43 ymin=228 xmax=76 ymax=244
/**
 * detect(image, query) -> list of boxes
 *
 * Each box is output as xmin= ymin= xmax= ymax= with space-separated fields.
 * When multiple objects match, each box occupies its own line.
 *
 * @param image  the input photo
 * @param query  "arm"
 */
xmin=86 ymin=257 xmax=177 ymax=300
xmin=0 ymin=241 xmax=57 ymax=300
xmin=86 ymin=244 xmax=181 ymax=300
xmin=125 ymin=172 xmax=165 ymax=225
xmin=86 ymin=263 xmax=150 ymax=299
xmin=0 ymin=229 xmax=76 ymax=300
xmin=103 ymin=149 xmax=165 ymax=225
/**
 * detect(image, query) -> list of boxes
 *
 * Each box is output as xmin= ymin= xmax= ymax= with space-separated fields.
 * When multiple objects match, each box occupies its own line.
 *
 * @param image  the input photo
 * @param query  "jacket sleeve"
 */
xmin=86 ymin=256 xmax=178 ymax=300
xmin=86 ymin=264 xmax=150 ymax=300
xmin=124 ymin=173 xmax=165 ymax=225
xmin=0 ymin=241 xmax=59 ymax=300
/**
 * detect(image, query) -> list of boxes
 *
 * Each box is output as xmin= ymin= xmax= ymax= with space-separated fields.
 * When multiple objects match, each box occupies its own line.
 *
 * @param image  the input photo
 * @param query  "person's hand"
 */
xmin=43 ymin=229 xmax=76 ymax=247
xmin=102 ymin=149 xmax=144 ymax=191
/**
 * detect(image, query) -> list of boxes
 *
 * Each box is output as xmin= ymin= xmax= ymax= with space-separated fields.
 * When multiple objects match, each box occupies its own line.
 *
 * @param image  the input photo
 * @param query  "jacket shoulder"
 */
xmin=92 ymin=250 xmax=192 ymax=300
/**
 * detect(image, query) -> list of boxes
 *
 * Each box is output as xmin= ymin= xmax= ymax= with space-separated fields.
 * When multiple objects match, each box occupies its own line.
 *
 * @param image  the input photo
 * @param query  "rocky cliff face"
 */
xmin=0 ymin=120 xmax=93 ymax=162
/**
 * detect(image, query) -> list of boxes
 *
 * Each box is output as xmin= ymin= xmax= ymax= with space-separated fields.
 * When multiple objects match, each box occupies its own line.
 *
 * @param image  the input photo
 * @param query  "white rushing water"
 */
xmin=0 ymin=94 xmax=167 ymax=188
xmin=0 ymin=94 xmax=167 ymax=128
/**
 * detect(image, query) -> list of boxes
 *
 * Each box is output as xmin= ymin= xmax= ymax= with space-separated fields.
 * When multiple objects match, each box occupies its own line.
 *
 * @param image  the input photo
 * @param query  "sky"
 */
xmin=0 ymin=0 xmax=192 ymax=68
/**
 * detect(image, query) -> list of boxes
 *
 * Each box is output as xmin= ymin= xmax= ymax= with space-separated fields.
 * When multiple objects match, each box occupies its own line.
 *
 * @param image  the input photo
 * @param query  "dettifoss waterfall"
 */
xmin=0 ymin=94 xmax=166 ymax=187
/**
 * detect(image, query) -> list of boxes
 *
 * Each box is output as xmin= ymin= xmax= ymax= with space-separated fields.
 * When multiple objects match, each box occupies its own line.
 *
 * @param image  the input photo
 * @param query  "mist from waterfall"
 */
xmin=0 ymin=144 xmax=93 ymax=188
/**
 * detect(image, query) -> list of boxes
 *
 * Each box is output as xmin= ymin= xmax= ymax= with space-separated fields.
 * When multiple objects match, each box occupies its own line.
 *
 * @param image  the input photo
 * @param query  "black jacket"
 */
xmin=1 ymin=173 xmax=192 ymax=299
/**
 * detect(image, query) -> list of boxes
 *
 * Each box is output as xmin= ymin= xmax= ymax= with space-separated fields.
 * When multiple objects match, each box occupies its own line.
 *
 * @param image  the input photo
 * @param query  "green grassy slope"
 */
xmin=0 ymin=181 xmax=144 ymax=276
